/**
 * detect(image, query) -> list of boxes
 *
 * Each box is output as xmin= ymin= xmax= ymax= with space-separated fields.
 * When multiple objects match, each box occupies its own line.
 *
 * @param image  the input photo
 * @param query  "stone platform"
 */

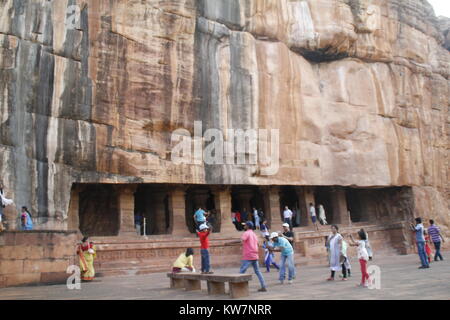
xmin=1 ymin=251 xmax=449 ymax=300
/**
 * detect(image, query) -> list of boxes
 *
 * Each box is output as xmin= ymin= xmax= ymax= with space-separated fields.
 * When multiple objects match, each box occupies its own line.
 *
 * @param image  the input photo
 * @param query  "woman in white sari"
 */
xmin=327 ymin=225 xmax=343 ymax=281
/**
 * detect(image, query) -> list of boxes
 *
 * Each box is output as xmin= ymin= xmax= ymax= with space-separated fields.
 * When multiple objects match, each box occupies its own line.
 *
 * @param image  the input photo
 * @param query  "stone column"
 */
xmin=261 ymin=186 xmax=282 ymax=229
xmin=331 ymin=187 xmax=350 ymax=226
xmin=212 ymin=187 xmax=239 ymax=236
xmin=117 ymin=184 xmax=138 ymax=237
xmin=152 ymin=190 xmax=168 ymax=235
xmin=295 ymin=187 xmax=315 ymax=227
xmin=67 ymin=186 xmax=80 ymax=231
xmin=168 ymin=187 xmax=190 ymax=237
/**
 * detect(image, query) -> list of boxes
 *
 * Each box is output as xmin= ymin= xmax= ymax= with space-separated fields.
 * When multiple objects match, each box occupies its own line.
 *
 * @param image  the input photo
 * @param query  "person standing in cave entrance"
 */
xmin=241 ymin=208 xmax=248 ymax=224
xmin=283 ymin=206 xmax=293 ymax=230
xmin=318 ymin=204 xmax=328 ymax=225
xmin=134 ymin=212 xmax=142 ymax=236
xmin=253 ymin=207 xmax=260 ymax=230
xmin=309 ymin=203 xmax=319 ymax=231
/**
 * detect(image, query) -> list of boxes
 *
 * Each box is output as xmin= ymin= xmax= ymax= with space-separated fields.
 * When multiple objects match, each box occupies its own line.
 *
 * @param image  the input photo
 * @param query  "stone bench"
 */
xmin=167 ymin=272 xmax=253 ymax=298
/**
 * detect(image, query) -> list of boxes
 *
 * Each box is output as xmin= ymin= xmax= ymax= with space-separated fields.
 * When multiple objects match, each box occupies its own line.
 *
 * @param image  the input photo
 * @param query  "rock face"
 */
xmin=0 ymin=1 xmax=448 ymax=233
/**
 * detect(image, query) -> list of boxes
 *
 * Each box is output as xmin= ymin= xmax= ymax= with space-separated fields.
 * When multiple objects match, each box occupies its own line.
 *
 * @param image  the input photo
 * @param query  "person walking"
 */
xmin=260 ymin=219 xmax=270 ymax=238
xmin=283 ymin=206 xmax=293 ymax=229
xmin=262 ymin=235 xmax=279 ymax=272
xmin=269 ymin=232 xmax=296 ymax=284
xmin=228 ymin=221 xmax=267 ymax=292
xmin=340 ymin=236 xmax=351 ymax=280
xmin=197 ymin=224 xmax=213 ymax=274
xmin=428 ymin=219 xmax=445 ymax=261
xmin=424 ymin=230 xmax=432 ymax=263
xmin=77 ymin=237 xmax=97 ymax=281
xmin=309 ymin=203 xmax=319 ymax=231
xmin=349 ymin=230 xmax=370 ymax=287
xmin=318 ymin=204 xmax=328 ymax=225
xmin=410 ymin=218 xmax=430 ymax=269
xmin=20 ymin=206 xmax=33 ymax=231
xmin=326 ymin=225 xmax=343 ymax=281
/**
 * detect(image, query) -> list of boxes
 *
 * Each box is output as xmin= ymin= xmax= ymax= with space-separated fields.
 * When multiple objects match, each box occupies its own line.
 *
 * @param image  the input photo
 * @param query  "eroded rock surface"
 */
xmin=0 ymin=0 xmax=448 ymax=233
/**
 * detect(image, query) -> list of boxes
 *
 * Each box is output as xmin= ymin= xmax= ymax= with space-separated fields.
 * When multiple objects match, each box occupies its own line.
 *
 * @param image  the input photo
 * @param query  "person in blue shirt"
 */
xmin=410 ymin=217 xmax=429 ymax=269
xmin=269 ymin=232 xmax=296 ymax=284
xmin=193 ymin=207 xmax=206 ymax=231
xmin=20 ymin=206 xmax=33 ymax=231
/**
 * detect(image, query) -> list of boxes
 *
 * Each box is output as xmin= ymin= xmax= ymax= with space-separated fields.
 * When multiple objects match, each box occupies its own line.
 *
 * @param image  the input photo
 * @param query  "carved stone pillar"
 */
xmin=295 ymin=187 xmax=315 ymax=227
xmin=261 ymin=186 xmax=282 ymax=230
xmin=212 ymin=187 xmax=239 ymax=236
xmin=152 ymin=190 xmax=168 ymax=235
xmin=168 ymin=187 xmax=190 ymax=237
xmin=117 ymin=184 xmax=138 ymax=237
xmin=331 ymin=187 xmax=350 ymax=226
xmin=67 ymin=186 xmax=80 ymax=232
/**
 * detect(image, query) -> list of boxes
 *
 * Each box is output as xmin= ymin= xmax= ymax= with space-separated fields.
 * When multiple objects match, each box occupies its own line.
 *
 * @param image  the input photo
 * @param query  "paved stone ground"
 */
xmin=0 ymin=251 xmax=449 ymax=300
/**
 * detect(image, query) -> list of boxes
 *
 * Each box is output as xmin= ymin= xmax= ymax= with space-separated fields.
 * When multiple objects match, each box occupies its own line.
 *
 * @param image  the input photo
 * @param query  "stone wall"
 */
xmin=0 ymin=231 xmax=77 ymax=288
xmin=0 ymin=1 xmax=448 ymax=235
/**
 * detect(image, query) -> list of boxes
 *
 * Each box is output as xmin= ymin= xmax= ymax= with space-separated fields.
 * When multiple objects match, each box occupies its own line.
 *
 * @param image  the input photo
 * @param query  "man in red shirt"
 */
xmin=198 ymin=224 xmax=213 ymax=274
xmin=229 ymin=221 xmax=267 ymax=292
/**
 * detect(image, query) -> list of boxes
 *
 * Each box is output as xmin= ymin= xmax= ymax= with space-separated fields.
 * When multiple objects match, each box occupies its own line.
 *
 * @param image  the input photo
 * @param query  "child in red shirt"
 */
xmin=197 ymin=224 xmax=213 ymax=274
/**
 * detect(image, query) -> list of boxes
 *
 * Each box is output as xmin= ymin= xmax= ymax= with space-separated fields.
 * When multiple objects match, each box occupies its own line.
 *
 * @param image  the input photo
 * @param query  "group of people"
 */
xmin=231 ymin=207 xmax=265 ymax=231
xmin=411 ymin=218 xmax=445 ymax=269
xmin=0 ymin=182 xmax=33 ymax=232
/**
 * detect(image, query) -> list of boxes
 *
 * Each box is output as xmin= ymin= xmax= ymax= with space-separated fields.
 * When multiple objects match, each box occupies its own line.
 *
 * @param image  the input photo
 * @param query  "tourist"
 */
xmin=428 ymin=219 xmax=445 ymax=261
xmin=326 ymin=225 xmax=343 ymax=281
xmin=227 ymin=221 xmax=267 ymax=292
xmin=260 ymin=219 xmax=270 ymax=238
xmin=172 ymin=248 xmax=195 ymax=273
xmin=134 ymin=212 xmax=142 ymax=235
xmin=410 ymin=218 xmax=429 ymax=269
xmin=262 ymin=235 xmax=279 ymax=272
xmin=77 ymin=236 xmax=97 ymax=281
xmin=258 ymin=208 xmax=265 ymax=224
xmin=193 ymin=207 xmax=206 ymax=231
xmin=318 ymin=204 xmax=328 ymax=225
xmin=0 ymin=181 xmax=13 ymax=231
xmin=269 ymin=231 xmax=296 ymax=284
xmin=282 ymin=223 xmax=295 ymax=248
xmin=360 ymin=228 xmax=373 ymax=261
xmin=283 ymin=206 xmax=293 ymax=229
xmin=20 ymin=206 xmax=33 ymax=231
xmin=198 ymin=224 xmax=213 ymax=274
xmin=424 ymin=230 xmax=432 ymax=263
xmin=340 ymin=235 xmax=351 ymax=280
xmin=309 ymin=203 xmax=319 ymax=231
xmin=235 ymin=210 xmax=242 ymax=230
xmin=253 ymin=207 xmax=260 ymax=230
xmin=349 ymin=231 xmax=370 ymax=287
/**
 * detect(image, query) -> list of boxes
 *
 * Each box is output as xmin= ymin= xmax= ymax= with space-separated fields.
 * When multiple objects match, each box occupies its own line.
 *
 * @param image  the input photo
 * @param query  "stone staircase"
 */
xmin=91 ymin=235 xmax=244 ymax=277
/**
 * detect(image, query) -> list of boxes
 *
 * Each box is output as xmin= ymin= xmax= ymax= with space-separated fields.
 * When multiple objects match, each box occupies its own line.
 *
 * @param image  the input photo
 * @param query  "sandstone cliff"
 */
xmin=0 ymin=1 xmax=448 ymax=233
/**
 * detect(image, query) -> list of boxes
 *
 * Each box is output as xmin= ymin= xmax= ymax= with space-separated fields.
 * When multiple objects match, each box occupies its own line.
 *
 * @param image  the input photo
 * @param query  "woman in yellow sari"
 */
xmin=77 ymin=237 xmax=96 ymax=281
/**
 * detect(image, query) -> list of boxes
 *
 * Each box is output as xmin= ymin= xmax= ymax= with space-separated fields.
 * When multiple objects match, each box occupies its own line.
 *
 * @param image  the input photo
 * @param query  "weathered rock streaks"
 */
xmin=0 ymin=1 xmax=448 ymax=233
